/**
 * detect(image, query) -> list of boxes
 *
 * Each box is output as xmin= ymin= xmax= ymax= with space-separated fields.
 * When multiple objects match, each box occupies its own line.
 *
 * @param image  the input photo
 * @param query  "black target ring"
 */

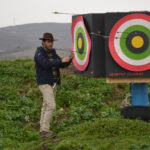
xmin=126 ymin=31 xmax=149 ymax=54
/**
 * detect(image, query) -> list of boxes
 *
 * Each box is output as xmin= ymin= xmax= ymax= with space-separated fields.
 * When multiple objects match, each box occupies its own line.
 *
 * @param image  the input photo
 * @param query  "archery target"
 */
xmin=71 ymin=16 xmax=91 ymax=71
xmin=109 ymin=13 xmax=150 ymax=72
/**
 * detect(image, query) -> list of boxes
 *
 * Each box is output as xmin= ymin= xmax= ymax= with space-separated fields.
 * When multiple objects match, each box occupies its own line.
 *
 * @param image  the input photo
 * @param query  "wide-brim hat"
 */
xmin=39 ymin=32 xmax=57 ymax=41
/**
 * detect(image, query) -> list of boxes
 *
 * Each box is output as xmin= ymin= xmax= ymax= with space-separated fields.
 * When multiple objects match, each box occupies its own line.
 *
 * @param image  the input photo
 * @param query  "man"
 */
xmin=34 ymin=32 xmax=74 ymax=139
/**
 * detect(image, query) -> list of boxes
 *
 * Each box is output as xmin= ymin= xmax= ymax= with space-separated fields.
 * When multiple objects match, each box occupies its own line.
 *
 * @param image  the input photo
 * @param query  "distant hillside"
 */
xmin=0 ymin=23 xmax=72 ymax=59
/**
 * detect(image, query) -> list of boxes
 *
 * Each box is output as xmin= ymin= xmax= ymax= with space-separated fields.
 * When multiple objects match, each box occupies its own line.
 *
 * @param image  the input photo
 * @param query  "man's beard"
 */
xmin=44 ymin=45 xmax=52 ymax=51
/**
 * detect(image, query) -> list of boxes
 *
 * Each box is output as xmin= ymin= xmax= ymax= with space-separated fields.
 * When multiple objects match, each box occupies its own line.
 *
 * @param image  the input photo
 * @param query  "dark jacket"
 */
xmin=34 ymin=46 xmax=72 ymax=86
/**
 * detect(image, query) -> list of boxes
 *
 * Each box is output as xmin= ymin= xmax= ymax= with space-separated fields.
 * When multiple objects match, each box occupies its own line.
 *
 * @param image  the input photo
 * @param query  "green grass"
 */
xmin=0 ymin=59 xmax=150 ymax=150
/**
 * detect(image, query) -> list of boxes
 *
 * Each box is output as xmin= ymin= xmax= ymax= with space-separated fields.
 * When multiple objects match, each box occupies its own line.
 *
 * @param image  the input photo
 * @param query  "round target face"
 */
xmin=109 ymin=13 xmax=150 ymax=72
xmin=71 ymin=16 xmax=91 ymax=71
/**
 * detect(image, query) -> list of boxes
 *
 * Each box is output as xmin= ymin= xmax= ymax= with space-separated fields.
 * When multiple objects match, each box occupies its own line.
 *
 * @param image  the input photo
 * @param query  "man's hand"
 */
xmin=69 ymin=51 xmax=75 ymax=59
xmin=61 ymin=51 xmax=75 ymax=63
xmin=61 ymin=57 xmax=71 ymax=63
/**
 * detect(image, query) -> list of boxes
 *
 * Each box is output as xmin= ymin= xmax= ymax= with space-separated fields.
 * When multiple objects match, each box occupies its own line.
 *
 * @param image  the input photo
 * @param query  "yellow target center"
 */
xmin=78 ymin=37 xmax=83 ymax=49
xmin=131 ymin=36 xmax=144 ymax=49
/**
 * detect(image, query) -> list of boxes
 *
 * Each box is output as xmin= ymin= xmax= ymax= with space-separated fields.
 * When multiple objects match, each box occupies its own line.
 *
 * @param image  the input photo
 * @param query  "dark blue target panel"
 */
xmin=105 ymin=12 xmax=150 ymax=78
xmin=72 ymin=14 xmax=105 ymax=77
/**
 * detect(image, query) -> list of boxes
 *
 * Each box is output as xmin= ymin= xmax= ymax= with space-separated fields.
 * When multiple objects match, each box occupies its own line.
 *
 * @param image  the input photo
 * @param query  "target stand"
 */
xmin=121 ymin=83 xmax=150 ymax=121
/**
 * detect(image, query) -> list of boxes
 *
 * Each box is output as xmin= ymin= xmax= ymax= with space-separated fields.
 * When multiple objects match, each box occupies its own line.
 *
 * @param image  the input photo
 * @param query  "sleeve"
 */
xmin=35 ymin=50 xmax=62 ymax=69
xmin=55 ymin=52 xmax=72 ymax=68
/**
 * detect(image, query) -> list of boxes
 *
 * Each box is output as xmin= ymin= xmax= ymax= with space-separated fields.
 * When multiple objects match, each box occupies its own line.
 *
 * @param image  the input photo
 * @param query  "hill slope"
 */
xmin=0 ymin=23 xmax=71 ymax=59
xmin=1 ymin=59 xmax=150 ymax=150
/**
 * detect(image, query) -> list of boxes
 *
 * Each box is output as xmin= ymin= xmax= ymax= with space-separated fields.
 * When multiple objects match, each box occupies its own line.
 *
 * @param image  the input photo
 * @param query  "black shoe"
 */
xmin=40 ymin=131 xmax=57 ymax=139
xmin=50 ymin=132 xmax=56 ymax=138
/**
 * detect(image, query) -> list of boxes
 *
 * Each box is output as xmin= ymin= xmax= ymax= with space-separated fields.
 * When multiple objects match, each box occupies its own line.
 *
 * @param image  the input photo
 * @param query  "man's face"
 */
xmin=43 ymin=40 xmax=53 ymax=50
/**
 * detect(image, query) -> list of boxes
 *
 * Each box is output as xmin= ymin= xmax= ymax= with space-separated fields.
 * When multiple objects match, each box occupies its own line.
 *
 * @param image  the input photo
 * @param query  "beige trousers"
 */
xmin=38 ymin=84 xmax=57 ymax=132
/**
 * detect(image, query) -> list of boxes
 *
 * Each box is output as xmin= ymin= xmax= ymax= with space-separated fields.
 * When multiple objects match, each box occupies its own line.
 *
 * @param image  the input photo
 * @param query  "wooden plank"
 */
xmin=106 ymin=77 xmax=150 ymax=83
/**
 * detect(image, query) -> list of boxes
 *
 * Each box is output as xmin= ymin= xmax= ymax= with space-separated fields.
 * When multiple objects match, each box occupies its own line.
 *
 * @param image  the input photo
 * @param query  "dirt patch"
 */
xmin=117 ymin=84 xmax=126 ymax=91
xmin=53 ymin=113 xmax=70 ymax=129
xmin=34 ymin=123 xmax=40 ymax=131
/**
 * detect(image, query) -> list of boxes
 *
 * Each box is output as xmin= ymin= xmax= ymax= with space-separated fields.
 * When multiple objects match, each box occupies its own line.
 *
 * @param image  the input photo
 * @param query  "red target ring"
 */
xmin=71 ymin=16 xmax=91 ymax=71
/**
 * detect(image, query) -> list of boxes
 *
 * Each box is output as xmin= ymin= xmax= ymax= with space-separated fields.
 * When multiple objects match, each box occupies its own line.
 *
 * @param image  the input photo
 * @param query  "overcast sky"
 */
xmin=1 ymin=0 xmax=150 ymax=28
